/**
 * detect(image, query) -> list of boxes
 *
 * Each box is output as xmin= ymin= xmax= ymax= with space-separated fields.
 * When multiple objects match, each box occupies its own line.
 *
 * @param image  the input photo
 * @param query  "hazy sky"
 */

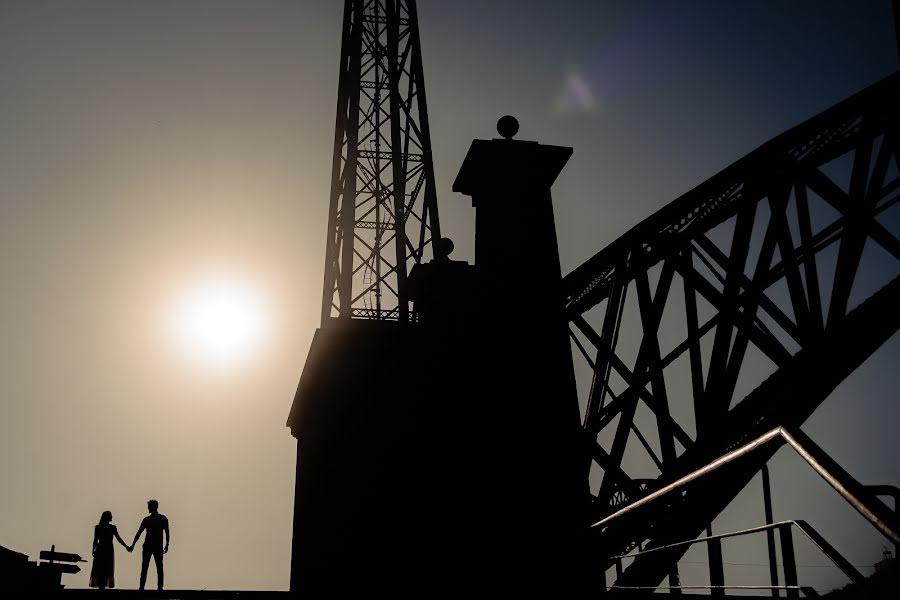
xmin=0 ymin=0 xmax=897 ymax=593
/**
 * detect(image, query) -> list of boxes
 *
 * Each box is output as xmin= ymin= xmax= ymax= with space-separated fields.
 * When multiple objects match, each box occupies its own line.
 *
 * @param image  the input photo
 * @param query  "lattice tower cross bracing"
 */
xmin=321 ymin=0 xmax=441 ymax=323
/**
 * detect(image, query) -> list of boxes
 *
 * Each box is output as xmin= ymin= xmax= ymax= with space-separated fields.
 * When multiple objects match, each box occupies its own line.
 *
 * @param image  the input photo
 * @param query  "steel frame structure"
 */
xmin=321 ymin=0 xmax=441 ymax=323
xmin=598 ymin=424 xmax=900 ymax=596
xmin=315 ymin=0 xmax=900 ymax=591
xmin=564 ymin=73 xmax=900 ymax=587
xmin=609 ymin=520 xmax=855 ymax=598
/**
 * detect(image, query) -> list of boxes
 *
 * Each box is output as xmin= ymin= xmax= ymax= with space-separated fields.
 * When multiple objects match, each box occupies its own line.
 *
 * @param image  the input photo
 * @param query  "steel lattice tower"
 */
xmin=321 ymin=0 xmax=441 ymax=323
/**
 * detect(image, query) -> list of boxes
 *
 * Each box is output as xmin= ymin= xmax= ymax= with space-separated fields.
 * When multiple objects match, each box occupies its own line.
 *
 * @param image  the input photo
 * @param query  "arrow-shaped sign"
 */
xmin=39 ymin=550 xmax=85 ymax=563
xmin=40 ymin=562 xmax=81 ymax=574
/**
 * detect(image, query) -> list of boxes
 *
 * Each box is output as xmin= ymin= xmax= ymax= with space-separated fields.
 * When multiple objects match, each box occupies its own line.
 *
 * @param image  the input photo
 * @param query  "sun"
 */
xmin=172 ymin=278 xmax=268 ymax=368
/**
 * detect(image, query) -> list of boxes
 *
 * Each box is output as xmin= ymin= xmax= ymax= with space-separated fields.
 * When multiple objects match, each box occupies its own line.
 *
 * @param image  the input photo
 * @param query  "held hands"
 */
xmin=127 ymin=544 xmax=134 ymax=553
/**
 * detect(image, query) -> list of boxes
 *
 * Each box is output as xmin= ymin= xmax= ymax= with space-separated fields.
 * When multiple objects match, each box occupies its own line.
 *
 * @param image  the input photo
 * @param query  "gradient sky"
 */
xmin=0 ymin=0 xmax=897 ymax=593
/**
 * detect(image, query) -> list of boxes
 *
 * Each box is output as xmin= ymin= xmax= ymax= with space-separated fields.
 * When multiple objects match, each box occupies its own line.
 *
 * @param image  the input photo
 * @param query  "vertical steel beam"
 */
xmin=682 ymin=249 xmax=709 ymax=438
xmin=668 ymin=566 xmax=682 ymax=595
xmin=322 ymin=0 xmax=362 ymax=323
xmin=762 ymin=466 xmax=781 ymax=597
xmin=866 ymin=485 xmax=899 ymax=557
xmin=769 ymin=182 xmax=812 ymax=336
xmin=779 ymin=524 xmax=800 ymax=599
xmin=584 ymin=275 xmax=627 ymax=432
xmin=705 ymin=203 xmax=757 ymax=415
xmin=386 ymin=0 xmax=409 ymax=321
xmin=827 ymin=137 xmax=873 ymax=327
xmin=719 ymin=187 xmax=783 ymax=408
xmin=636 ymin=262 xmax=678 ymax=467
xmin=794 ymin=183 xmax=825 ymax=333
xmin=406 ymin=0 xmax=441 ymax=253
xmin=707 ymin=525 xmax=725 ymax=598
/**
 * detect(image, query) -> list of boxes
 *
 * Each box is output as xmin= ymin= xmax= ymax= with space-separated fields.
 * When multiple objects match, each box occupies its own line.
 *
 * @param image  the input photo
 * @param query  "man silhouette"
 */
xmin=129 ymin=499 xmax=170 ymax=590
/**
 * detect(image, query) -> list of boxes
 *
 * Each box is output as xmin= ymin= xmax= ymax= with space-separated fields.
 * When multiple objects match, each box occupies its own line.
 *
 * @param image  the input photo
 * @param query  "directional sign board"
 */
xmin=39 ymin=550 xmax=84 ymax=563
xmin=40 ymin=562 xmax=81 ymax=574
xmin=38 ymin=545 xmax=86 ymax=584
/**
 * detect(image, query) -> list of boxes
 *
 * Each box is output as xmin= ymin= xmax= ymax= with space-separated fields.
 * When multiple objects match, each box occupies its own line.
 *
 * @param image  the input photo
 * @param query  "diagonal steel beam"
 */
xmin=598 ymin=274 xmax=900 ymax=587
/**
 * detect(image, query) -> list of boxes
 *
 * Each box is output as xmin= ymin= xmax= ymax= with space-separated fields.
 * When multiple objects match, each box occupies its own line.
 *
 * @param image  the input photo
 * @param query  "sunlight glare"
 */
xmin=172 ymin=279 xmax=268 ymax=368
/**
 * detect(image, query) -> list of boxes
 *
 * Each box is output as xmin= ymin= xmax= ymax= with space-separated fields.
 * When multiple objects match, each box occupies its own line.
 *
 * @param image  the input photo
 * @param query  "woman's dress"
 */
xmin=88 ymin=524 xmax=117 ymax=588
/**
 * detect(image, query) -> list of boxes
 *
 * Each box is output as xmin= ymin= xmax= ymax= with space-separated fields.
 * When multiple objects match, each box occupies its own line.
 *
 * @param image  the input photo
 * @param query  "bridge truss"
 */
xmin=563 ymin=72 xmax=900 ymax=588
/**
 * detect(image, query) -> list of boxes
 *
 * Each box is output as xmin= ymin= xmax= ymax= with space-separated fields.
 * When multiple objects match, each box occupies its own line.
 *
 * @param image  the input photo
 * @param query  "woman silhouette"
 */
xmin=88 ymin=511 xmax=129 ymax=589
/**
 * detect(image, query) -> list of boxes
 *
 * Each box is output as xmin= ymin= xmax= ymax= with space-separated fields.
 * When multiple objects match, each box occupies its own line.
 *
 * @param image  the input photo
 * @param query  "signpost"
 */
xmin=39 ymin=544 xmax=86 ymax=588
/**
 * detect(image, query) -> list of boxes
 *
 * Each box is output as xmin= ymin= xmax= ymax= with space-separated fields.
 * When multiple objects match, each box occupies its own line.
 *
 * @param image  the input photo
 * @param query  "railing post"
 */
xmin=707 ymin=525 xmax=725 ymax=597
xmin=599 ymin=560 xmax=607 ymax=596
xmin=669 ymin=566 xmax=682 ymax=595
xmin=866 ymin=485 xmax=900 ymax=559
xmin=779 ymin=524 xmax=800 ymax=599
xmin=763 ymin=466 xmax=781 ymax=597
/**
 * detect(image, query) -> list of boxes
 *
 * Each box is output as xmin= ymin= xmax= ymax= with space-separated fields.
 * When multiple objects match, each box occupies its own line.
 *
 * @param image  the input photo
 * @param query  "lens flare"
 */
xmin=553 ymin=69 xmax=597 ymax=114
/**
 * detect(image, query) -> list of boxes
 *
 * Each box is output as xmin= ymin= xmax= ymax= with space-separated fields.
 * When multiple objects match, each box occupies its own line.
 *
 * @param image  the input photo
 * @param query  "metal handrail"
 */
xmin=608 ymin=585 xmax=819 ymax=597
xmin=609 ymin=519 xmax=865 ymax=585
xmin=591 ymin=426 xmax=899 ymax=546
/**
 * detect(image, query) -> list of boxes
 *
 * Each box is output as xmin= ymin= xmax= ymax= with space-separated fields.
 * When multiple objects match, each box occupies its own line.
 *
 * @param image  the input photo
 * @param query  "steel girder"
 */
xmin=562 ymin=73 xmax=900 ymax=587
xmin=322 ymin=0 xmax=441 ymax=323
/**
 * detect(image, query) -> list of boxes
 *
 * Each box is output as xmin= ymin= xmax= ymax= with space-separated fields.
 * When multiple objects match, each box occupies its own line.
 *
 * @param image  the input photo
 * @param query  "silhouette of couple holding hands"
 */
xmin=89 ymin=499 xmax=170 ymax=590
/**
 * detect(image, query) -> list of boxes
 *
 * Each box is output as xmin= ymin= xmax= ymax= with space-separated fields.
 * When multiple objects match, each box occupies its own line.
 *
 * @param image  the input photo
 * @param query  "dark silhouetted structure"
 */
xmin=568 ymin=73 xmax=900 ymax=591
xmin=289 ymin=114 xmax=589 ymax=594
xmin=0 ymin=544 xmax=36 ymax=592
xmin=288 ymin=0 xmax=900 ymax=596
xmin=320 ymin=0 xmax=441 ymax=323
xmin=0 ymin=543 xmax=86 ymax=592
